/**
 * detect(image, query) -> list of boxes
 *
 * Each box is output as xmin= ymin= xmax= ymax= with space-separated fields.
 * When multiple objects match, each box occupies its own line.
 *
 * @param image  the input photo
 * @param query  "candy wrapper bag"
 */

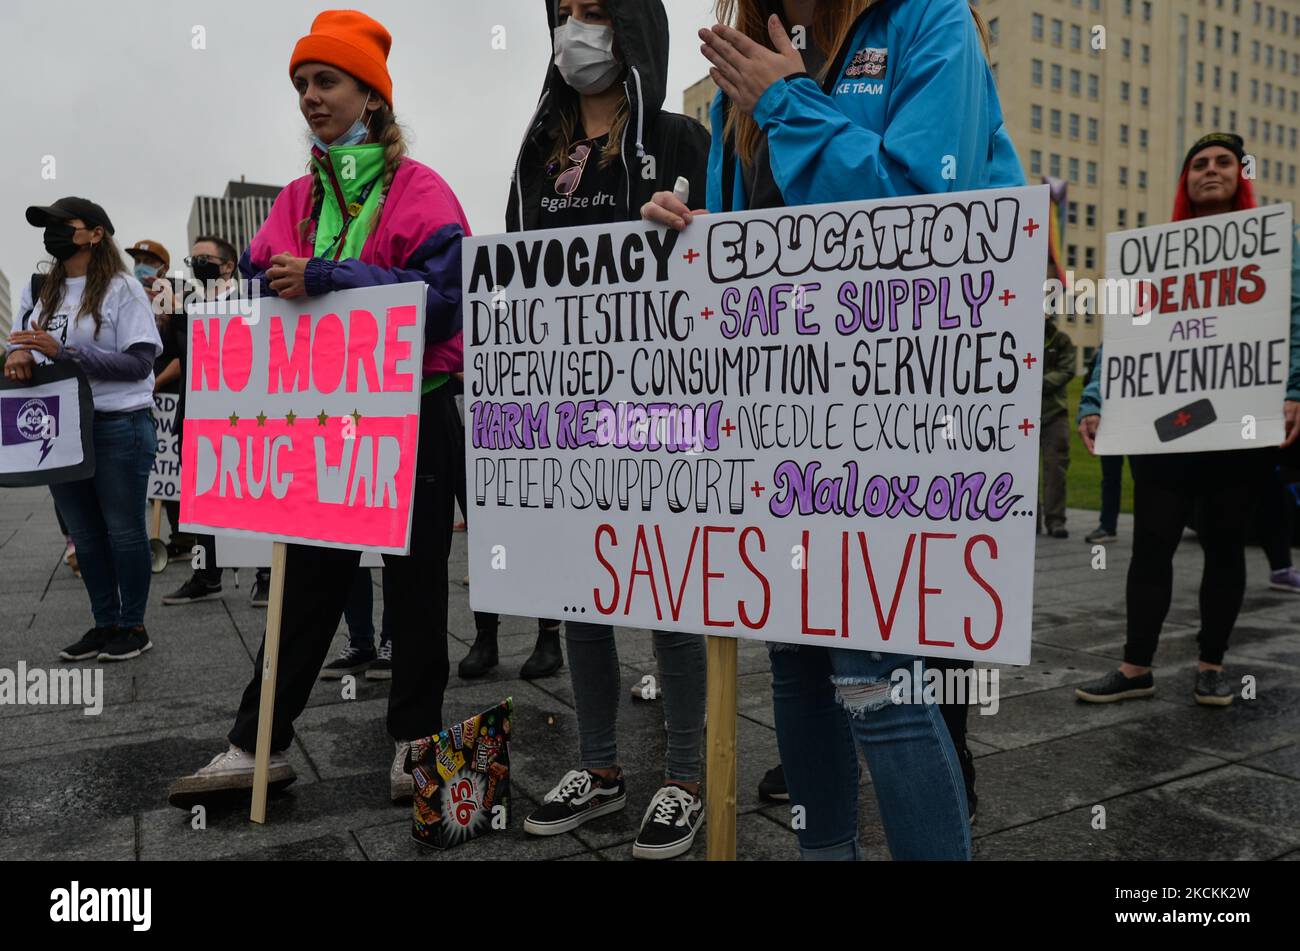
xmin=410 ymin=697 xmax=512 ymax=850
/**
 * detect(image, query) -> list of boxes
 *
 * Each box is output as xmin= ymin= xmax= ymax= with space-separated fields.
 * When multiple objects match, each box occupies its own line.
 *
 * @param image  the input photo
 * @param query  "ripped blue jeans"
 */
xmin=769 ymin=644 xmax=971 ymax=861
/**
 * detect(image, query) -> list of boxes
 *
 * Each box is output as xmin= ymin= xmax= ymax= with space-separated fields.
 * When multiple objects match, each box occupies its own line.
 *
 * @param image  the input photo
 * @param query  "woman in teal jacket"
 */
xmin=645 ymin=0 xmax=1021 ymax=860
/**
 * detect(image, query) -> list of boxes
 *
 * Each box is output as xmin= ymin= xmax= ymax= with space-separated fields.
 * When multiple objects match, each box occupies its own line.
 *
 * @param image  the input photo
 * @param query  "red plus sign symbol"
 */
xmin=750 ymin=481 xmax=766 ymax=498
xmin=999 ymin=289 xmax=1016 ymax=306
xmin=1022 ymin=352 xmax=1038 ymax=370
xmin=1173 ymin=411 xmax=1192 ymax=427
xmin=683 ymin=249 xmax=700 ymax=263
xmin=1018 ymin=418 xmax=1035 ymax=437
xmin=1023 ymin=218 xmax=1040 ymax=237
xmin=700 ymin=307 xmax=714 ymax=320
xmin=722 ymin=419 xmax=736 ymax=437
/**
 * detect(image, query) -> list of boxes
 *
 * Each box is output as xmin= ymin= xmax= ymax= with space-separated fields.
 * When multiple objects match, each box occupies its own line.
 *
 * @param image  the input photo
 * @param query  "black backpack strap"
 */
xmin=20 ymin=273 xmax=45 ymax=328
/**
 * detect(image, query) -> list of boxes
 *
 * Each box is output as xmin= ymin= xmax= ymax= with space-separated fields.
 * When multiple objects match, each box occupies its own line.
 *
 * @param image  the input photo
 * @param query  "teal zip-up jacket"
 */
xmin=1078 ymin=230 xmax=1300 ymax=421
xmin=707 ymin=0 xmax=1025 ymax=213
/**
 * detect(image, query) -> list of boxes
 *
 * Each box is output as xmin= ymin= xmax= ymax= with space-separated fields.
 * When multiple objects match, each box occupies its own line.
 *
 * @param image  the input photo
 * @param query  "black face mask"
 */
xmin=192 ymin=260 xmax=224 ymax=283
xmin=43 ymin=224 xmax=82 ymax=262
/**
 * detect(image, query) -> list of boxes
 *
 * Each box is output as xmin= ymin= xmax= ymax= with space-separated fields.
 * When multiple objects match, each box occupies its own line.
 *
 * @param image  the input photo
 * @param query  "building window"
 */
xmin=1138 ymin=170 xmax=1147 ymax=190
xmin=1070 ymin=24 xmax=1081 ymax=50
xmin=1085 ymin=246 xmax=1096 ymax=269
xmin=1119 ymin=166 xmax=1129 ymax=186
xmin=1118 ymin=208 xmax=1128 ymax=228
xmin=1071 ymin=69 xmax=1081 ymax=96
xmin=1051 ymin=64 xmax=1063 ymax=91
xmin=1195 ymin=101 xmax=1204 ymax=124
xmin=1232 ymin=31 xmax=1240 ymax=54
xmin=1067 ymin=244 xmax=1078 ymax=267
xmin=1251 ymin=78 xmax=1259 ymax=101
xmin=1088 ymin=73 xmax=1099 ymax=99
xmin=1031 ymin=150 xmax=1042 ymax=175
xmin=1253 ymin=40 xmax=1261 ymax=63
xmin=1140 ymin=86 xmax=1149 ymax=107
xmin=1231 ymin=71 xmax=1238 ymax=94
xmin=1249 ymin=116 xmax=1258 ymax=137
xmin=1069 ymin=113 xmax=1080 ymax=139
xmin=1142 ymin=1 xmax=1151 ymax=22
xmin=1069 ymin=157 xmax=1080 ymax=182
xmin=1122 ymin=38 xmax=1131 ymax=59
xmin=1198 ymin=20 xmax=1206 ymax=44
xmin=1215 ymin=25 xmax=1223 ymax=49
xmin=1087 ymin=161 xmax=1098 ymax=185
xmin=1051 ymin=19 xmax=1063 ymax=45
xmin=1212 ymin=105 xmax=1221 ymax=126
xmin=1032 ymin=13 xmax=1044 ymax=40
xmin=1068 ymin=201 xmax=1079 ymax=225
xmin=1120 ymin=123 xmax=1130 ymax=144
xmin=1139 ymin=128 xmax=1148 ymax=149
xmin=1120 ymin=81 xmax=1131 ymax=102
xmin=1051 ymin=108 xmax=1062 ymax=134
xmin=1031 ymin=104 xmax=1043 ymax=131
xmin=1264 ymin=120 xmax=1271 ymax=143
xmin=1213 ymin=65 xmax=1221 ymax=88
xmin=1032 ymin=59 xmax=1043 ymax=85
xmin=1050 ymin=153 xmax=1062 ymax=177
xmin=1087 ymin=117 xmax=1099 ymax=142
xmin=1137 ymin=211 xmax=1147 ymax=227
xmin=1086 ymin=204 xmax=1096 ymax=228
xmin=1230 ymin=109 xmax=1237 ymax=128
xmin=1196 ymin=62 xmax=1205 ymax=84
xmin=1124 ymin=0 xmax=1133 ymax=15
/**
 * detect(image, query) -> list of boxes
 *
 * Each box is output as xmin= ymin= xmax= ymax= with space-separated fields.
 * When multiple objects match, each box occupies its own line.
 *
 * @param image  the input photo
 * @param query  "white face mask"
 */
xmin=552 ymin=18 xmax=622 ymax=95
xmin=311 ymin=93 xmax=372 ymax=152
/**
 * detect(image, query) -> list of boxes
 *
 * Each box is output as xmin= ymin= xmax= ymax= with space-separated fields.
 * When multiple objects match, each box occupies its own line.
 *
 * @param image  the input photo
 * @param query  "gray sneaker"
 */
xmin=1085 ymin=526 xmax=1118 ymax=544
xmin=1193 ymin=668 xmax=1235 ymax=707
xmin=1075 ymin=669 xmax=1155 ymax=703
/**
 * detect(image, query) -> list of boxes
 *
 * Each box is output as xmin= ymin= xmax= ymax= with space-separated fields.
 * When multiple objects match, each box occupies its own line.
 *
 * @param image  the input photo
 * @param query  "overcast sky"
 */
xmin=0 ymin=0 xmax=719 ymax=312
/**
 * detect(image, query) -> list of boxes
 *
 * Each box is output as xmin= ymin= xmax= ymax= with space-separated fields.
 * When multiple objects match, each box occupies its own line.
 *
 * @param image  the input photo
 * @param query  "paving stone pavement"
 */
xmin=1 ymin=486 xmax=1297 ymax=861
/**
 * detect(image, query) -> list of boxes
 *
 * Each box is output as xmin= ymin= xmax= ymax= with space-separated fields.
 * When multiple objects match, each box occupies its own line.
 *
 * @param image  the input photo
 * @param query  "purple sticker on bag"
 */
xmin=0 ymin=395 xmax=59 ymax=464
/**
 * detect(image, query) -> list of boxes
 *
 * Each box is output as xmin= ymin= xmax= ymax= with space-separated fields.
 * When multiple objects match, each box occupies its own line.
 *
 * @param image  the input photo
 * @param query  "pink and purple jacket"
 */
xmin=238 ymin=157 xmax=469 ymax=378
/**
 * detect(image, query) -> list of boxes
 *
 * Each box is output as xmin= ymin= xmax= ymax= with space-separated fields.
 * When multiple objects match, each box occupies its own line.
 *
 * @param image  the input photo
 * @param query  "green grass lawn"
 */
xmin=1063 ymin=375 xmax=1134 ymax=516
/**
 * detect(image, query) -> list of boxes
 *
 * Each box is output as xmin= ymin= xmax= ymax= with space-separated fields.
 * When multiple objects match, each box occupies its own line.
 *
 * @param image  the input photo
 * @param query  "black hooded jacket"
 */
xmin=506 ymin=0 xmax=710 ymax=232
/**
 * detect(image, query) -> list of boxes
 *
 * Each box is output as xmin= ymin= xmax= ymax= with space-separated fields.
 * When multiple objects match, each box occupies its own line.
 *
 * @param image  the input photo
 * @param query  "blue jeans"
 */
xmin=344 ymin=566 xmax=392 ymax=651
xmin=769 ymin=645 xmax=971 ymax=861
xmin=50 ymin=409 xmax=157 ymax=629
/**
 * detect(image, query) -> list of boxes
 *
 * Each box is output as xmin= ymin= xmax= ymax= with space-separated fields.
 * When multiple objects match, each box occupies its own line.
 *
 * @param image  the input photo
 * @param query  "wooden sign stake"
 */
xmin=250 ymin=541 xmax=289 ymax=824
xmin=705 ymin=635 xmax=738 ymax=861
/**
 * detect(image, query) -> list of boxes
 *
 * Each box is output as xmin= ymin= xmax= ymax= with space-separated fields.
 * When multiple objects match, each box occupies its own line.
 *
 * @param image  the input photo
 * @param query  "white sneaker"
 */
xmin=166 ymin=744 xmax=296 ymax=807
xmin=632 ymin=785 xmax=704 ymax=860
xmin=390 ymin=740 xmax=414 ymax=803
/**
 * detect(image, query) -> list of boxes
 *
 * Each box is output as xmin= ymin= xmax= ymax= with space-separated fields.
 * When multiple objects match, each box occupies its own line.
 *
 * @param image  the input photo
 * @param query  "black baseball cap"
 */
xmin=25 ymin=197 xmax=115 ymax=235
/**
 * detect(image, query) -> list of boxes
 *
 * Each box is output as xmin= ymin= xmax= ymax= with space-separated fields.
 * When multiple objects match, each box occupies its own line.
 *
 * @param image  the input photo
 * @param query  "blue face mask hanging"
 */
xmin=134 ymin=262 xmax=160 ymax=283
xmin=311 ymin=93 xmax=372 ymax=152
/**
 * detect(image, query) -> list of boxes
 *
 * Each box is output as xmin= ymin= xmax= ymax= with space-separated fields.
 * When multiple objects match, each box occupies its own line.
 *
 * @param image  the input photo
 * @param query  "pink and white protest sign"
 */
xmin=179 ymin=283 xmax=426 ymax=554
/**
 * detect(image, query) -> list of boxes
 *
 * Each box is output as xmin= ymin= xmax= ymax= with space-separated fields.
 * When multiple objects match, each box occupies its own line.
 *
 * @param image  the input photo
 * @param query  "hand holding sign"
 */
xmin=3 ymin=350 xmax=36 ymax=383
xmin=267 ymin=253 xmax=309 ymax=299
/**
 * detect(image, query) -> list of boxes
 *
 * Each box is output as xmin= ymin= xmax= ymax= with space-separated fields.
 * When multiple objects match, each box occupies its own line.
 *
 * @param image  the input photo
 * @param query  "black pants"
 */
xmin=1124 ymin=449 xmax=1268 ymax=668
xmin=228 ymin=386 xmax=461 ymax=751
xmin=1253 ymin=451 xmax=1294 ymax=571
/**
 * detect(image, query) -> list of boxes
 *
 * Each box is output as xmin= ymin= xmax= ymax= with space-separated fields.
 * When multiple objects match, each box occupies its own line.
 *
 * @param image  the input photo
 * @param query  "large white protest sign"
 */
xmin=1095 ymin=205 xmax=1293 ymax=454
xmin=463 ymin=185 xmax=1049 ymax=664
xmin=179 ymin=283 xmax=426 ymax=555
xmin=149 ymin=393 xmax=181 ymax=501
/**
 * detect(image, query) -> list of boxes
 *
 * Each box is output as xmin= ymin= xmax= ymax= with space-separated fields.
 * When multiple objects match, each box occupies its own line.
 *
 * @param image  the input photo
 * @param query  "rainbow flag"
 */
xmin=1042 ymin=176 xmax=1068 ymax=283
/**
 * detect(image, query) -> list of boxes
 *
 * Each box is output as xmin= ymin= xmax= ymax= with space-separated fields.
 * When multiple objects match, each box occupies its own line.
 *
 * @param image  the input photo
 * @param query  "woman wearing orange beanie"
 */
xmin=168 ymin=9 xmax=471 ymax=808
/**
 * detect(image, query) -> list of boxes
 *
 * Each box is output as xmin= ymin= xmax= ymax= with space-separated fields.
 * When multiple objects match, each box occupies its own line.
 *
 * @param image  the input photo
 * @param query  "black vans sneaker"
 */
xmin=98 ymin=626 xmax=152 ymax=662
xmin=1075 ymin=669 xmax=1155 ymax=703
xmin=632 ymin=785 xmax=704 ymax=860
xmin=249 ymin=572 xmax=270 ymax=608
xmin=162 ymin=575 xmax=223 ymax=605
xmin=757 ymin=764 xmax=789 ymax=802
xmin=365 ymin=641 xmax=393 ymax=680
xmin=319 ymin=644 xmax=376 ymax=680
xmin=523 ymin=769 xmax=626 ymax=835
xmin=60 ymin=626 xmax=117 ymax=661
xmin=1193 ymin=668 xmax=1235 ymax=706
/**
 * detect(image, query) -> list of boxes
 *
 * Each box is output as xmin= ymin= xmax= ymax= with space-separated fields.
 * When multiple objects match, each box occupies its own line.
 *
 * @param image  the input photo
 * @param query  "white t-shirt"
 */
xmin=12 ymin=273 xmax=162 ymax=412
